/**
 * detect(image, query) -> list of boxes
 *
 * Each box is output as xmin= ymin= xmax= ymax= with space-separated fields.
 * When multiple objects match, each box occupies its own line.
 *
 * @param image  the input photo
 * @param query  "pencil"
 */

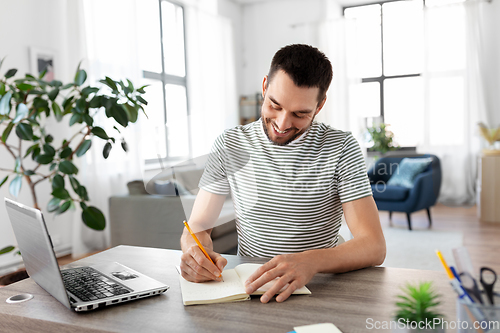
xmin=183 ymin=220 xmax=223 ymax=281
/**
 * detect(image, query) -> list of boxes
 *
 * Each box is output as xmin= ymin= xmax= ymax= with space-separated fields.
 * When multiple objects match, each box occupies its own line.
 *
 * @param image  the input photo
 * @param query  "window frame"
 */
xmin=143 ymin=0 xmax=191 ymax=165
xmin=343 ymin=0 xmax=423 ymax=124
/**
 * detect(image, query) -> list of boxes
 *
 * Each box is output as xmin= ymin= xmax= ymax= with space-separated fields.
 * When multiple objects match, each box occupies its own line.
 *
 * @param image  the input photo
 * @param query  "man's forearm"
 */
xmin=304 ymin=234 xmax=386 ymax=275
xmin=180 ymin=228 xmax=214 ymax=252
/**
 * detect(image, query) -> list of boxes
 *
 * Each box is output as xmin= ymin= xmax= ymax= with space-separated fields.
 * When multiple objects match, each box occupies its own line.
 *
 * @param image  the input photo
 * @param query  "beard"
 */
xmin=261 ymin=111 xmax=315 ymax=146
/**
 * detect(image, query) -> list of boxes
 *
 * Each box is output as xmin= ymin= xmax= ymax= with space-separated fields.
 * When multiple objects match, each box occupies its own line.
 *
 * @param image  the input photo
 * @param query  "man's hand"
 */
xmin=180 ymin=245 xmax=227 ymax=283
xmin=243 ymin=252 xmax=317 ymax=303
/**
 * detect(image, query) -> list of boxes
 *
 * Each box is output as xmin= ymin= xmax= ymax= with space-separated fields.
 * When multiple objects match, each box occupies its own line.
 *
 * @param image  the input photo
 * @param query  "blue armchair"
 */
xmin=367 ymin=154 xmax=442 ymax=230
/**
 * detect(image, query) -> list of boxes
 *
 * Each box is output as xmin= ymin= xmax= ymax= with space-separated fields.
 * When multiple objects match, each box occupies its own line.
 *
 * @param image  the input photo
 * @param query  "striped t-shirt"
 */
xmin=199 ymin=118 xmax=372 ymax=258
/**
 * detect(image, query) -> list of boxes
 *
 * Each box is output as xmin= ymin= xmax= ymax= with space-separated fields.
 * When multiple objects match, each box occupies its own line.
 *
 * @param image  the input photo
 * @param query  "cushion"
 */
xmin=371 ymin=184 xmax=410 ymax=201
xmin=154 ymin=179 xmax=191 ymax=196
xmin=387 ymin=157 xmax=433 ymax=188
xmin=127 ymin=180 xmax=148 ymax=195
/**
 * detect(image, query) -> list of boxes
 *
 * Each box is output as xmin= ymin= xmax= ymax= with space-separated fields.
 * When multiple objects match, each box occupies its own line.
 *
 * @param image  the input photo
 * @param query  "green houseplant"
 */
xmin=367 ymin=123 xmax=399 ymax=156
xmin=394 ymin=281 xmax=444 ymax=332
xmin=0 ymin=58 xmax=147 ymax=255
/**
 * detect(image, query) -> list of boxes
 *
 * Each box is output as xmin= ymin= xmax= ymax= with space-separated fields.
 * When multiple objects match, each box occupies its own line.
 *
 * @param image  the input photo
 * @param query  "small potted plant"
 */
xmin=393 ymin=281 xmax=444 ymax=332
xmin=367 ymin=123 xmax=399 ymax=159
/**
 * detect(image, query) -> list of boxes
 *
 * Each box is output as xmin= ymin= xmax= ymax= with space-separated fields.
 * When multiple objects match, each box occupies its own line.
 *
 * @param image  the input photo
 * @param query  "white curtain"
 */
xmin=74 ymin=1 xmax=238 ymax=256
xmin=418 ymin=0 xmax=492 ymax=206
xmin=74 ymin=0 xmax=144 ymax=257
xmin=184 ymin=7 xmax=238 ymax=158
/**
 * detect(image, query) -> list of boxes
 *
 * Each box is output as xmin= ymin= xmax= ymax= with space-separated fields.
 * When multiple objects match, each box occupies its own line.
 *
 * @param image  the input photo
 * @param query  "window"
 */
xmin=137 ymin=0 xmax=190 ymax=163
xmin=344 ymin=0 xmax=466 ymax=147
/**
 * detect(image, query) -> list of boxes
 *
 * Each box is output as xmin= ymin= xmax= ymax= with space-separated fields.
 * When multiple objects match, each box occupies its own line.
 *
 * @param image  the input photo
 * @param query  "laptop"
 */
xmin=5 ymin=198 xmax=169 ymax=312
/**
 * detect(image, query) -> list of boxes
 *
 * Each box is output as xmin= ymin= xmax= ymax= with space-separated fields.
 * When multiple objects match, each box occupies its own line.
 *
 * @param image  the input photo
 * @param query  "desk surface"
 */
xmin=0 ymin=246 xmax=457 ymax=333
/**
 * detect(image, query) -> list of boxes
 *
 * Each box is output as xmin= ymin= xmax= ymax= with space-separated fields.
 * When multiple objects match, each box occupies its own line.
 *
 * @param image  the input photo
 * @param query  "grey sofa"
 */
xmin=109 ymin=167 xmax=238 ymax=254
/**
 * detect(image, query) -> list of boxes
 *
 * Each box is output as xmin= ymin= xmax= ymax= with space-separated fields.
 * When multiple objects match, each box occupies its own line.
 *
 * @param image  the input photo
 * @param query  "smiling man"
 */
xmin=180 ymin=44 xmax=386 ymax=303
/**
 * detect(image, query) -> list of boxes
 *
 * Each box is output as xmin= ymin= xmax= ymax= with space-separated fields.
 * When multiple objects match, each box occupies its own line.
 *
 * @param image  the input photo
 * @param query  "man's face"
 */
xmin=261 ymin=70 xmax=326 ymax=146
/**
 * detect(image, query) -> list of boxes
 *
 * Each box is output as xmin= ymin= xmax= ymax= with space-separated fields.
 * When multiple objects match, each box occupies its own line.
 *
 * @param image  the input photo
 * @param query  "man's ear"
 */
xmin=315 ymin=97 xmax=327 ymax=115
xmin=262 ymin=75 xmax=268 ymax=99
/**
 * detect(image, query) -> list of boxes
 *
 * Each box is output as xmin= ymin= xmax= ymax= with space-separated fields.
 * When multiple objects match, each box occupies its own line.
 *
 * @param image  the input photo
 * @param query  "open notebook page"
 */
xmin=179 ymin=269 xmax=250 ymax=305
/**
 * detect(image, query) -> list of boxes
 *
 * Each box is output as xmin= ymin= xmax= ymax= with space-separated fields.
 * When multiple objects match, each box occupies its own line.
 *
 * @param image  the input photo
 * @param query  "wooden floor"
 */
xmin=380 ymin=203 xmax=500 ymax=273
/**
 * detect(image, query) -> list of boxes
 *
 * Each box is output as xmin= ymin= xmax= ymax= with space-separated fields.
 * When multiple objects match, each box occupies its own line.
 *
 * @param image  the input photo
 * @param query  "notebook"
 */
xmin=5 ymin=198 xmax=169 ymax=312
xmin=179 ymin=263 xmax=311 ymax=305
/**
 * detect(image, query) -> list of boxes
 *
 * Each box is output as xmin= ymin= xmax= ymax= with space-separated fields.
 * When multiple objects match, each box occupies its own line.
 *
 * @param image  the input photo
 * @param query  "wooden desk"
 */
xmin=0 ymin=246 xmax=457 ymax=333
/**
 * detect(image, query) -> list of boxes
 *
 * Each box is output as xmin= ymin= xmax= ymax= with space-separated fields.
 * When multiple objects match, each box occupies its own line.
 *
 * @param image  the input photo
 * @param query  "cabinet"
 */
xmin=479 ymin=155 xmax=500 ymax=222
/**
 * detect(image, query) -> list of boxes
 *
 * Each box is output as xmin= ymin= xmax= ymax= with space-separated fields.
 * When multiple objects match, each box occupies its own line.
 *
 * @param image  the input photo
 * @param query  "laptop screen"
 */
xmin=5 ymin=198 xmax=71 ymax=309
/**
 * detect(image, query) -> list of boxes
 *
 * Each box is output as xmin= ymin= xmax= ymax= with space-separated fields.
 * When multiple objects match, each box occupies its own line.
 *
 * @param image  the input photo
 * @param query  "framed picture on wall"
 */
xmin=29 ymin=47 xmax=55 ymax=81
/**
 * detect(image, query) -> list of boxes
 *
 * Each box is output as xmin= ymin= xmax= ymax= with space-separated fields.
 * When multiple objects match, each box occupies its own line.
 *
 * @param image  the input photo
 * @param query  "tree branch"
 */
xmin=59 ymin=125 xmax=88 ymax=152
xmin=68 ymin=126 xmax=92 ymax=160
xmin=33 ymin=170 xmax=57 ymax=186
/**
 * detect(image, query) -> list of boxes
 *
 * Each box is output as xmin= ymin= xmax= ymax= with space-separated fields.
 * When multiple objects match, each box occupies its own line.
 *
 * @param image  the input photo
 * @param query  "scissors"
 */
xmin=459 ymin=272 xmax=484 ymax=304
xmin=480 ymin=267 xmax=497 ymax=305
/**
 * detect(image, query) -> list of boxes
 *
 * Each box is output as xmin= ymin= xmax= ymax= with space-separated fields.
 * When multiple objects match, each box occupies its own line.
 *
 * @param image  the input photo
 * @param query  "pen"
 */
xmin=436 ymin=250 xmax=488 ymax=326
xmin=183 ymin=220 xmax=223 ymax=281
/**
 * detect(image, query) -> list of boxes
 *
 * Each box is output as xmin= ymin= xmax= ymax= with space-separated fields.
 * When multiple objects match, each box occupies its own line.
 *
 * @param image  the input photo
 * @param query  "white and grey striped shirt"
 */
xmin=199 ymin=118 xmax=372 ymax=258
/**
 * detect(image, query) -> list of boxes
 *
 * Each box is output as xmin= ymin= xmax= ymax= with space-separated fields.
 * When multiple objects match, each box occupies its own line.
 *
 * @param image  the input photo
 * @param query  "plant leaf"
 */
xmin=103 ymin=142 xmax=112 ymax=159
xmin=15 ymin=123 xmax=34 ymax=140
xmin=75 ymin=139 xmax=92 ymax=157
xmin=52 ymin=174 xmax=65 ymax=190
xmin=0 ymin=91 xmax=12 ymax=115
xmin=56 ymin=200 xmax=72 ymax=215
xmin=43 ymin=143 xmax=56 ymax=156
xmin=69 ymin=176 xmax=80 ymax=192
xmin=99 ymin=76 xmax=118 ymax=92
xmin=12 ymin=103 xmax=29 ymax=123
xmin=59 ymin=147 xmax=72 ymax=159
xmin=0 ymin=246 xmax=15 ymax=255
xmin=82 ymin=206 xmax=106 ymax=231
xmin=51 ymin=188 xmax=70 ymax=200
xmin=121 ymin=140 xmax=128 ymax=152
xmin=9 ymin=175 xmax=22 ymax=197
xmin=59 ymin=160 xmax=78 ymax=175
xmin=74 ymin=69 xmax=87 ymax=86
xmin=122 ymin=103 xmax=138 ymax=123
xmin=16 ymin=83 xmax=34 ymax=91
xmin=76 ymin=185 xmax=89 ymax=201
xmin=136 ymin=95 xmax=147 ymax=105
xmin=91 ymin=126 xmax=110 ymax=140
xmin=83 ymin=114 xmax=93 ymax=126
xmin=111 ymin=105 xmax=128 ymax=127
xmin=48 ymin=88 xmax=59 ymax=101
xmin=2 ymin=122 xmax=14 ymax=143
xmin=51 ymin=102 xmax=63 ymax=122
xmin=0 ymin=175 xmax=8 ymax=188
xmin=35 ymin=154 xmax=54 ymax=165
xmin=47 ymin=197 xmax=61 ymax=212
xmin=5 ymin=68 xmax=17 ymax=78
xmin=14 ymin=157 xmax=21 ymax=173
xmin=69 ymin=113 xmax=82 ymax=126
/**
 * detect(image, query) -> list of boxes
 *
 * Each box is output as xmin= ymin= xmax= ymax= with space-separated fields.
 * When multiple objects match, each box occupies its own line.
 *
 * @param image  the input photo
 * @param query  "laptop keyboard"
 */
xmin=62 ymin=267 xmax=131 ymax=302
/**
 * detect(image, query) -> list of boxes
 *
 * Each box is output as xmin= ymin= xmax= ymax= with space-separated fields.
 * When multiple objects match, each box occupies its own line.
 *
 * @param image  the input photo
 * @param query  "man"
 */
xmin=180 ymin=44 xmax=386 ymax=303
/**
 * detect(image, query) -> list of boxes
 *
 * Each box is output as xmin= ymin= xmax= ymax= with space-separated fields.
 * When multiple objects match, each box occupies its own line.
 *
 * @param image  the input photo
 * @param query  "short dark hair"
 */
xmin=267 ymin=44 xmax=333 ymax=103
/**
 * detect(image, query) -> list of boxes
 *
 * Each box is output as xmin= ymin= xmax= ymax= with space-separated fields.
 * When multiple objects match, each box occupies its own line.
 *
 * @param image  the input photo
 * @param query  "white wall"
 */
xmin=479 ymin=0 xmax=500 ymax=126
xmin=0 ymin=0 xmax=86 ymax=273
xmin=240 ymin=0 xmax=341 ymax=97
